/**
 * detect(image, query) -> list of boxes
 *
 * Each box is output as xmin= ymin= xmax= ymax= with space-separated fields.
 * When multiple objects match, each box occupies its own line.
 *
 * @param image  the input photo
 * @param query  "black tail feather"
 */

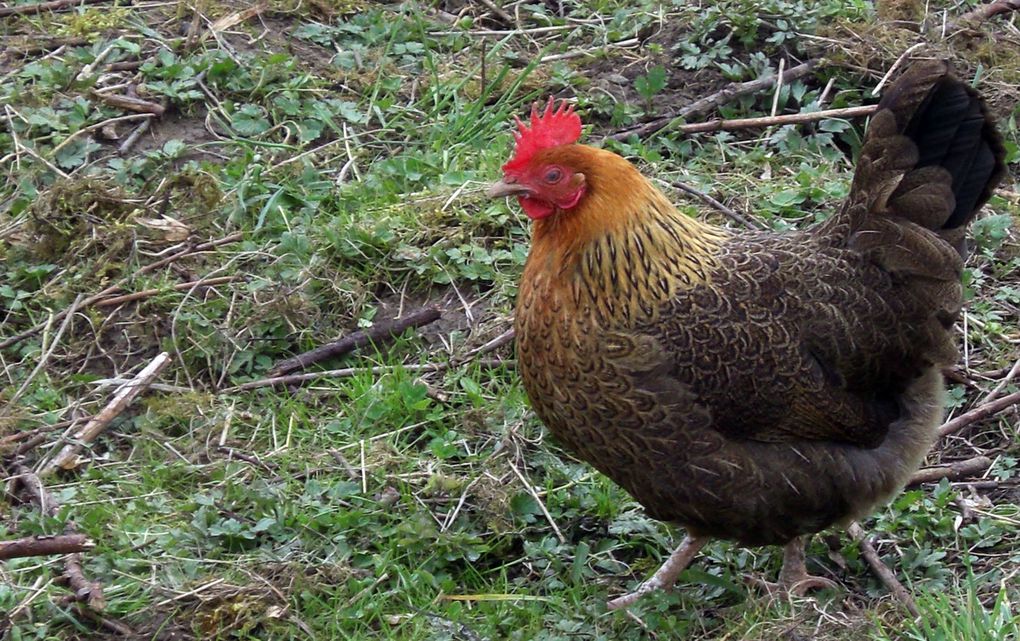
xmin=905 ymin=76 xmax=1007 ymax=228
xmin=897 ymin=68 xmax=1006 ymax=230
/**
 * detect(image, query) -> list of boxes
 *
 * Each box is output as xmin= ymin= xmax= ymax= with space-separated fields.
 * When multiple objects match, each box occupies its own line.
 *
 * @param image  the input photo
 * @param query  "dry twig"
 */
xmin=847 ymin=522 xmax=919 ymax=617
xmin=62 ymin=553 xmax=107 ymax=610
xmin=0 ymin=534 xmax=94 ymax=561
xmin=459 ymin=327 xmax=516 ymax=362
xmin=674 ymin=105 xmax=877 ymax=135
xmin=671 ymin=181 xmax=766 ymax=230
xmin=40 ymin=352 xmax=171 ymax=476
xmin=942 ymin=366 xmax=979 ymax=389
xmin=119 ymin=118 xmax=154 ymax=154
xmin=0 ymin=0 xmax=113 ymax=17
xmin=11 ymin=466 xmax=106 ymax=609
xmin=93 ymin=275 xmax=242 ymax=308
xmin=938 ymin=390 xmax=1020 ymax=439
xmin=609 ymin=60 xmax=819 ymax=141
xmin=268 ymin=306 xmax=442 ymax=377
xmin=49 ymin=114 xmax=154 ymax=160
xmin=0 ymin=37 xmax=88 ymax=57
xmin=472 ymin=0 xmax=514 ymax=24
xmin=72 ymin=605 xmax=137 ymax=636
xmin=980 ymin=357 xmax=1020 ymax=405
xmin=223 ymin=363 xmax=448 ymax=393
xmin=949 ymin=0 xmax=1020 ymax=30
xmin=90 ymin=91 xmax=166 ymax=116
xmin=908 ymin=456 xmax=993 ymax=486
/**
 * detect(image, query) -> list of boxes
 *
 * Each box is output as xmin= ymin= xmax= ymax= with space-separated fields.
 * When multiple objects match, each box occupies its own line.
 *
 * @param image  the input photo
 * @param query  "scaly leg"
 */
xmin=606 ymin=534 xmax=709 ymax=610
xmin=777 ymin=536 xmax=839 ymax=595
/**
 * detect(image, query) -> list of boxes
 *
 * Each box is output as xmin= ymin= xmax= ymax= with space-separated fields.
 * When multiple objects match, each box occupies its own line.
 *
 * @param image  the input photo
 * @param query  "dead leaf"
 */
xmin=136 ymin=215 xmax=192 ymax=242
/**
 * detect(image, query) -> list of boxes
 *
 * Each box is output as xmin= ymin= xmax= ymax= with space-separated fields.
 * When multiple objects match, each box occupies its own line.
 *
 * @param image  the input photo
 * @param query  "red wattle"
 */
xmin=520 ymin=196 xmax=555 ymax=220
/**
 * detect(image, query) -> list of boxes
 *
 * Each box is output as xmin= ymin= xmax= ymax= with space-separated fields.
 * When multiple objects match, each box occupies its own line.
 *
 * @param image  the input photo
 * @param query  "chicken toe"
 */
xmin=777 ymin=536 xmax=839 ymax=596
xmin=607 ymin=535 xmax=709 ymax=610
xmin=746 ymin=537 xmax=838 ymax=596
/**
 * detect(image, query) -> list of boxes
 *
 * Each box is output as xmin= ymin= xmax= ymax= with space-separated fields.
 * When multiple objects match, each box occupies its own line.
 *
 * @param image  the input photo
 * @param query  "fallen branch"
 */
xmin=979 ymin=357 xmax=1020 ymax=405
xmin=40 ymin=352 xmax=171 ymax=476
xmin=62 ymin=553 xmax=107 ymax=610
xmin=938 ymin=389 xmax=1020 ymax=439
xmin=674 ymin=105 xmax=877 ymax=135
xmin=0 ymin=0 xmax=113 ymax=17
xmin=978 ymin=365 xmax=1018 ymax=379
xmin=222 ymin=363 xmax=447 ymax=394
xmin=472 ymin=0 xmax=514 ymax=24
xmin=268 ymin=306 xmax=442 ymax=377
xmin=847 ymin=522 xmax=919 ymax=617
xmin=73 ymin=605 xmax=137 ymax=636
xmin=609 ymin=60 xmax=819 ymax=141
xmin=942 ymin=366 xmax=979 ymax=389
xmin=90 ymin=91 xmax=166 ymax=116
xmin=0 ymin=37 xmax=88 ymax=57
xmin=539 ymin=38 xmax=639 ymax=64
xmin=949 ymin=0 xmax=1020 ymax=30
xmin=93 ymin=275 xmax=242 ymax=307
xmin=908 ymin=456 xmax=993 ymax=486
xmin=459 ymin=327 xmax=516 ymax=362
xmin=0 ymin=232 xmax=243 ymax=350
xmin=49 ymin=113 xmax=154 ymax=160
xmin=0 ymin=534 xmax=94 ymax=560
xmin=107 ymin=60 xmax=144 ymax=72
xmin=11 ymin=466 xmax=105 ymax=609
xmin=119 ymin=117 xmax=153 ymax=154
xmin=217 ymin=446 xmax=277 ymax=473
xmin=0 ymin=428 xmax=50 ymax=452
xmin=671 ymin=181 xmax=767 ymax=230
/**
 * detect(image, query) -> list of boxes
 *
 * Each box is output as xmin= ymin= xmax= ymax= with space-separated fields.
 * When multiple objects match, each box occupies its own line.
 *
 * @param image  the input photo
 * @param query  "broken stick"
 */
xmin=12 ymin=466 xmax=106 ymax=609
xmin=672 ymin=180 xmax=766 ymax=230
xmin=673 ymin=105 xmax=877 ymax=135
xmin=938 ymin=389 xmax=1020 ymax=439
xmin=93 ymin=275 xmax=242 ymax=307
xmin=847 ymin=522 xmax=919 ymax=617
xmin=40 ymin=352 xmax=171 ymax=476
xmin=908 ymin=456 xmax=993 ymax=486
xmin=0 ymin=534 xmax=94 ymax=561
xmin=268 ymin=306 xmax=442 ymax=377
xmin=89 ymin=91 xmax=165 ymax=116
xmin=609 ymin=60 xmax=820 ymax=141
xmin=949 ymin=0 xmax=1020 ymax=30
xmin=0 ymin=0 xmax=112 ymax=17
xmin=224 ymin=363 xmax=447 ymax=394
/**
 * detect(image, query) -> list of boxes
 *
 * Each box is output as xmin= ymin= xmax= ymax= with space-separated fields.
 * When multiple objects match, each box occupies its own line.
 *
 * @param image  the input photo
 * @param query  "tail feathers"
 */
xmin=849 ymin=60 xmax=1006 ymax=238
xmin=902 ymin=74 xmax=1004 ymax=228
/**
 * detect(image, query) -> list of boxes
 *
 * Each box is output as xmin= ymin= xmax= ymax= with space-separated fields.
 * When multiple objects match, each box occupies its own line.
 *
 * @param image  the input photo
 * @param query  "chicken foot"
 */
xmin=751 ymin=536 xmax=839 ymax=596
xmin=606 ymin=534 xmax=709 ymax=610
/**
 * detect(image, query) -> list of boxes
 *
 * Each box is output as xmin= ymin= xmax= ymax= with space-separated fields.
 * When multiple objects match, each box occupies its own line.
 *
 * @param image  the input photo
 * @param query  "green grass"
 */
xmin=2 ymin=0 xmax=1019 ymax=639
xmin=878 ymin=579 xmax=1020 ymax=641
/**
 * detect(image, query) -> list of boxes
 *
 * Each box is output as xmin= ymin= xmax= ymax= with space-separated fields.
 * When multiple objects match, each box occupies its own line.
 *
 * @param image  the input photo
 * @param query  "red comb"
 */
xmin=502 ymin=98 xmax=582 ymax=172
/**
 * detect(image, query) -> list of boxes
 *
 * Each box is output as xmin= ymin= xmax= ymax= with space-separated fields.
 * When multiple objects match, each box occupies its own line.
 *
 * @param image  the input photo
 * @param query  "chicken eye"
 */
xmin=544 ymin=168 xmax=563 ymax=184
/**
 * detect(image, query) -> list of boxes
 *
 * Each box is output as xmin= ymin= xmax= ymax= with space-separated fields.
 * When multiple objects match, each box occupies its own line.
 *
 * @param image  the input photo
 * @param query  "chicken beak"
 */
xmin=485 ymin=178 xmax=532 ymax=200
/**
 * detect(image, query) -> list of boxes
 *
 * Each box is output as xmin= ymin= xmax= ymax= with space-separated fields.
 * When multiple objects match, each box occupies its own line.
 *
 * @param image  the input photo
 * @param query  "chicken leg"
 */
xmin=776 ymin=536 xmax=839 ymax=595
xmin=748 ymin=535 xmax=839 ymax=596
xmin=606 ymin=534 xmax=709 ymax=610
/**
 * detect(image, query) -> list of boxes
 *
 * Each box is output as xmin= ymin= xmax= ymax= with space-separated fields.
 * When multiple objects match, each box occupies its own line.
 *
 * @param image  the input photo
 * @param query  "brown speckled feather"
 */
xmin=515 ymin=61 xmax=1005 ymax=546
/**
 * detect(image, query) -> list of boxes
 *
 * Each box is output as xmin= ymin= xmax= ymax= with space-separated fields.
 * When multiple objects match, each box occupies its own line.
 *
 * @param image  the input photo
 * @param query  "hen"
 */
xmin=486 ymin=61 xmax=1005 ymax=608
